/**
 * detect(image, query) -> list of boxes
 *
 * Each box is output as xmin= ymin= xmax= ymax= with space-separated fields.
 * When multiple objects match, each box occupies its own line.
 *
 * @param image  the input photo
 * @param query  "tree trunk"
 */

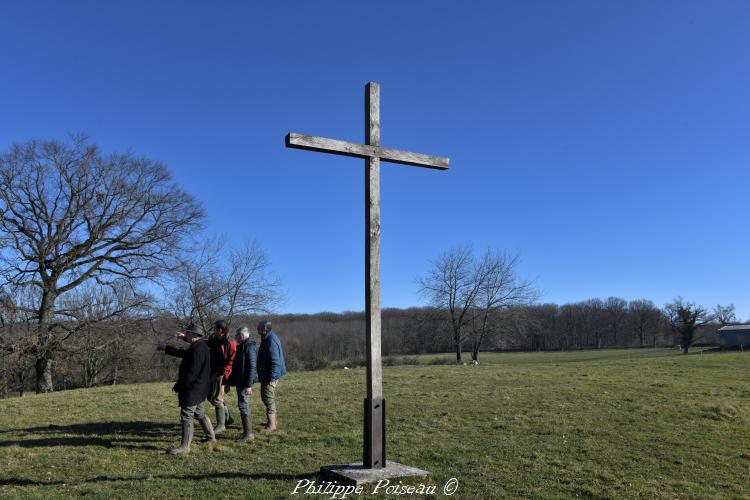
xmin=17 ymin=369 xmax=26 ymax=397
xmin=455 ymin=341 xmax=462 ymax=363
xmin=681 ymin=330 xmax=693 ymax=355
xmin=35 ymin=357 xmax=54 ymax=393
xmin=35 ymin=288 xmax=57 ymax=393
xmin=470 ymin=331 xmax=482 ymax=362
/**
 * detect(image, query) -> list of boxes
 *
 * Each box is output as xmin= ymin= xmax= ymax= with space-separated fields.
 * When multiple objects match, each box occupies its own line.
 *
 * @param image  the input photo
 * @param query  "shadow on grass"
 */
xmin=3 ymin=420 xmax=177 ymax=436
xmin=0 ymin=421 xmax=177 ymax=451
xmin=0 ymin=471 xmax=317 ymax=487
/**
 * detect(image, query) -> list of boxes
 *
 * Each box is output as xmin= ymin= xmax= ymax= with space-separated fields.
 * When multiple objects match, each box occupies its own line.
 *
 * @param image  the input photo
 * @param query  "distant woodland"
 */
xmin=0 ymin=301 xmax=737 ymax=398
xmin=0 ymin=137 xmax=741 ymax=397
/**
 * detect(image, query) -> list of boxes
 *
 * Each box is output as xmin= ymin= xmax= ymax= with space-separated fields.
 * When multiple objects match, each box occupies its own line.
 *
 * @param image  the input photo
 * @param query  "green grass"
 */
xmin=1 ymin=348 xmax=750 ymax=499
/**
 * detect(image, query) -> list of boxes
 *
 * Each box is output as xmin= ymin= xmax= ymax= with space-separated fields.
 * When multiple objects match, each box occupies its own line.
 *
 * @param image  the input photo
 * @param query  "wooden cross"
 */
xmin=286 ymin=82 xmax=449 ymax=468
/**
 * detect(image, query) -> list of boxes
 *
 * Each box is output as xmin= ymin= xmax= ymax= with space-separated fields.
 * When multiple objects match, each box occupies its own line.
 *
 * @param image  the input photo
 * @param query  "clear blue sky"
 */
xmin=1 ymin=2 xmax=748 ymax=318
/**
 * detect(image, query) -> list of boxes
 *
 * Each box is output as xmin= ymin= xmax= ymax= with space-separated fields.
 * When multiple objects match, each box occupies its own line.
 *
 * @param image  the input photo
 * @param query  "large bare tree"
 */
xmin=418 ymin=245 xmax=479 ymax=362
xmin=0 ymin=136 xmax=203 ymax=392
xmin=418 ymin=245 xmax=535 ymax=362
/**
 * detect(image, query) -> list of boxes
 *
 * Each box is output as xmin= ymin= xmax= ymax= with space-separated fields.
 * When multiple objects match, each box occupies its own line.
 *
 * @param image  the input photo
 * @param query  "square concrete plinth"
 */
xmin=320 ymin=462 xmax=430 ymax=486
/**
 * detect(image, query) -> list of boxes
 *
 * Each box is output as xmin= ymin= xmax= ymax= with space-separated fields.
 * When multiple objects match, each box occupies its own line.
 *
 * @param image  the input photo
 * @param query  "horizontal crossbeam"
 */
xmin=286 ymin=133 xmax=449 ymax=170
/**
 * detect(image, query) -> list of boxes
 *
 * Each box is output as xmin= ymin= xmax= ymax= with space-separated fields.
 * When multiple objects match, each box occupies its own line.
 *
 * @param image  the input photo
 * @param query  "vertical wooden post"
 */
xmin=364 ymin=82 xmax=385 ymax=468
xmin=285 ymin=82 xmax=449 ymax=470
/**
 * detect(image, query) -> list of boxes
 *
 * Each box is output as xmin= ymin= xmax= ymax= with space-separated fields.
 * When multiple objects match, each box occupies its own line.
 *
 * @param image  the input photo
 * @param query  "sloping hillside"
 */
xmin=1 ymin=349 xmax=749 ymax=499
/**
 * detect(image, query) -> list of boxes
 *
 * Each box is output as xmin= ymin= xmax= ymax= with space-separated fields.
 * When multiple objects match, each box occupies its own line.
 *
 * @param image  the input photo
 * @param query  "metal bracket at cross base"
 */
xmin=364 ymin=397 xmax=386 ymax=468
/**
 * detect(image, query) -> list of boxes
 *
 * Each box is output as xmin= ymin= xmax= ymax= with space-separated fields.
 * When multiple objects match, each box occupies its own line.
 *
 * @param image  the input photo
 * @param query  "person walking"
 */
xmin=256 ymin=320 xmax=286 ymax=433
xmin=207 ymin=320 xmax=237 ymax=434
xmin=227 ymin=326 xmax=258 ymax=442
xmin=156 ymin=324 xmax=215 ymax=455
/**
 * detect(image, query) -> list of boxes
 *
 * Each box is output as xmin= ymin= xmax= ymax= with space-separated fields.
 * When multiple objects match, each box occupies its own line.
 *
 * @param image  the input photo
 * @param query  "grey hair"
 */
xmin=236 ymin=326 xmax=251 ymax=338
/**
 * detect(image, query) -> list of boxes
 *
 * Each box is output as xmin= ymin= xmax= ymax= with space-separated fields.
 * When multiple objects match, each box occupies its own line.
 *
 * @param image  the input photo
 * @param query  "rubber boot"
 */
xmin=236 ymin=413 xmax=254 ymax=442
xmin=260 ymin=413 xmax=277 ymax=433
xmin=198 ymin=414 xmax=216 ymax=442
xmin=225 ymin=405 xmax=235 ymax=427
xmin=166 ymin=420 xmax=193 ymax=454
xmin=214 ymin=405 xmax=227 ymax=434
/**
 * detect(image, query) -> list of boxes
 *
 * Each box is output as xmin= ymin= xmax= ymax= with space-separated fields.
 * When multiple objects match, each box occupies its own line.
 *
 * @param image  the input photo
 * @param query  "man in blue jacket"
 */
xmin=256 ymin=320 xmax=287 ymax=433
xmin=228 ymin=326 xmax=258 ymax=442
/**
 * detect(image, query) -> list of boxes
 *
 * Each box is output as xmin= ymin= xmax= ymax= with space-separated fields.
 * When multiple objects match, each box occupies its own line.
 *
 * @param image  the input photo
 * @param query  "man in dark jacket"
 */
xmin=157 ymin=324 xmax=215 ymax=454
xmin=227 ymin=326 xmax=258 ymax=442
xmin=256 ymin=320 xmax=287 ymax=433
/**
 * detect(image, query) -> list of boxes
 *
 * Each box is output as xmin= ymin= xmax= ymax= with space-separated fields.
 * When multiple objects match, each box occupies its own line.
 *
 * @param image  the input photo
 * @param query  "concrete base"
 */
xmin=320 ymin=462 xmax=430 ymax=486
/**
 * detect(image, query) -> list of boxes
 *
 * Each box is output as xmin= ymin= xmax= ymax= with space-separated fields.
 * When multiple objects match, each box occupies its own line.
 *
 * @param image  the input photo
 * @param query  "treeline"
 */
xmin=276 ymin=298 xmax=733 ymax=365
xmin=0 ymin=137 xmax=740 ymax=398
xmin=0 ymin=298 xmax=737 ymax=397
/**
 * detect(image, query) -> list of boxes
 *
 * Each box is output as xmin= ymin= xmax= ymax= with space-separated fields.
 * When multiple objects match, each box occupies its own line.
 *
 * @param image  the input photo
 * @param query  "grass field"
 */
xmin=1 ymin=348 xmax=750 ymax=499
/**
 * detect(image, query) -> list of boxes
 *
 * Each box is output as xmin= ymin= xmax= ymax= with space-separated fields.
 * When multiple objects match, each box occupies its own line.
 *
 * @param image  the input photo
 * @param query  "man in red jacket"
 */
xmin=207 ymin=319 xmax=237 ymax=434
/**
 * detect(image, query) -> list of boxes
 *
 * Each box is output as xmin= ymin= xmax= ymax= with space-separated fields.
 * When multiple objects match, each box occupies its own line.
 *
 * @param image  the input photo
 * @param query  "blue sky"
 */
xmin=1 ymin=2 xmax=748 ymax=318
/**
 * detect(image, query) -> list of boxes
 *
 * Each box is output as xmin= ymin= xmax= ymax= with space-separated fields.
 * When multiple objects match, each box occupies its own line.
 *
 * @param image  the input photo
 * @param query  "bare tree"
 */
xmin=418 ymin=245 xmax=536 ymax=362
xmin=713 ymin=304 xmax=737 ymax=327
xmin=467 ymin=249 xmax=537 ymax=361
xmin=0 ymin=136 xmax=203 ymax=392
xmin=664 ymin=297 xmax=712 ymax=354
xmin=418 ymin=244 xmax=483 ymax=362
xmin=167 ymin=239 xmax=282 ymax=333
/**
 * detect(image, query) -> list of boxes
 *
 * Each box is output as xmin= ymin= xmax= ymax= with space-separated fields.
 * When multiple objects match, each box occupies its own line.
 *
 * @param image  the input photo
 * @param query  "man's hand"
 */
xmin=176 ymin=331 xmax=187 ymax=340
xmin=156 ymin=343 xmax=166 ymax=351
xmin=243 ymin=387 xmax=252 ymax=396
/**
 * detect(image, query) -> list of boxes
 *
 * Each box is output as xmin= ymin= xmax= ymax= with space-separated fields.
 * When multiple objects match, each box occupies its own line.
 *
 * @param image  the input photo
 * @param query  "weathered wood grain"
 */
xmin=365 ymin=82 xmax=382 ymax=403
xmin=364 ymin=82 xmax=384 ymax=467
xmin=285 ymin=133 xmax=450 ymax=170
